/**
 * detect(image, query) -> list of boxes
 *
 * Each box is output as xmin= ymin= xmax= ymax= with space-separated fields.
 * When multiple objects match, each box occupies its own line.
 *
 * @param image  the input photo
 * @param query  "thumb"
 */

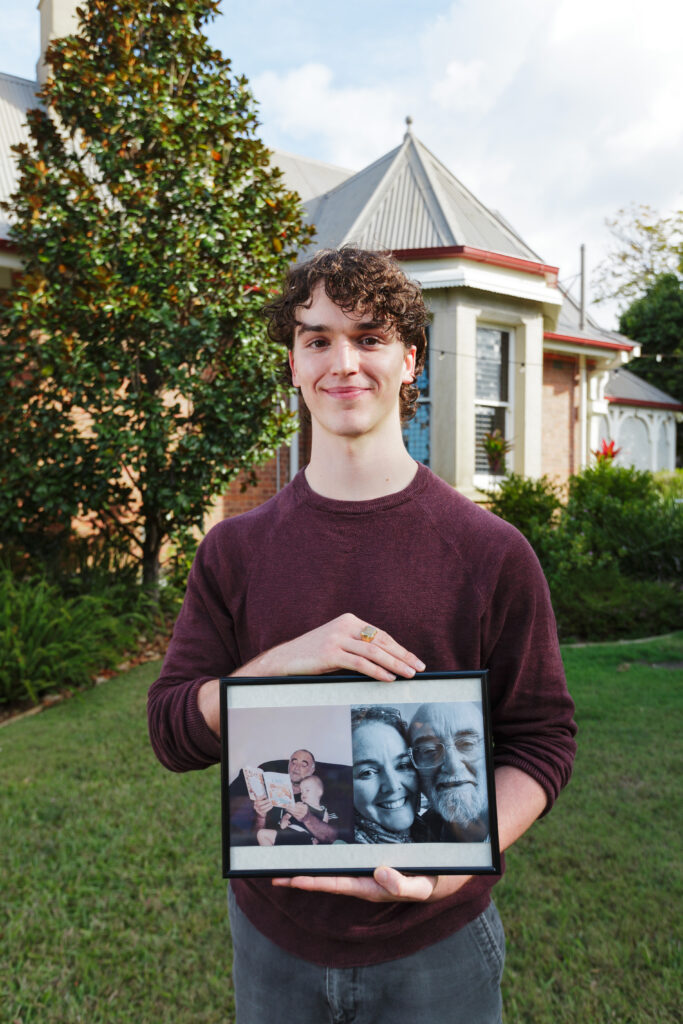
xmin=373 ymin=865 xmax=436 ymax=901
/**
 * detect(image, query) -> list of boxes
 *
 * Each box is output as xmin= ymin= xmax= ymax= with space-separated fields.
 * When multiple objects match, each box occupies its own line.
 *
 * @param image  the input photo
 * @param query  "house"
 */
xmin=1 ymin=0 xmax=680 ymax=527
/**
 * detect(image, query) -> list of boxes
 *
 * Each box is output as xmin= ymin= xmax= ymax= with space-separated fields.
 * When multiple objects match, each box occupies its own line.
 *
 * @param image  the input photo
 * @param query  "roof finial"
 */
xmin=404 ymin=115 xmax=413 ymax=140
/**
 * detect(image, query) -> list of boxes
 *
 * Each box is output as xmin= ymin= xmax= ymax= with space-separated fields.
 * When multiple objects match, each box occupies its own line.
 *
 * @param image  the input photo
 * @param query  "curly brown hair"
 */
xmin=263 ymin=247 xmax=430 ymax=422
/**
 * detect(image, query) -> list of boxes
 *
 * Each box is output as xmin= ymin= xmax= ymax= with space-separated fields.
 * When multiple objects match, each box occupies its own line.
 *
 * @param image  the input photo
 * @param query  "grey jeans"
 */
xmin=228 ymin=886 xmax=505 ymax=1024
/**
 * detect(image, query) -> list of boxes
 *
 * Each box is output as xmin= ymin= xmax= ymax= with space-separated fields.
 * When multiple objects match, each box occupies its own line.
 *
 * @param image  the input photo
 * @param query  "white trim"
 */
xmin=402 ymin=259 xmax=563 ymax=308
xmin=474 ymin=323 xmax=515 ymax=480
xmin=579 ymin=354 xmax=587 ymax=470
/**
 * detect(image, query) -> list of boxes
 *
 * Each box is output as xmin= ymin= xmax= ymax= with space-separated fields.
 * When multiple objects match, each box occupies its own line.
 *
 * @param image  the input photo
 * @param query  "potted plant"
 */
xmin=481 ymin=429 xmax=513 ymax=475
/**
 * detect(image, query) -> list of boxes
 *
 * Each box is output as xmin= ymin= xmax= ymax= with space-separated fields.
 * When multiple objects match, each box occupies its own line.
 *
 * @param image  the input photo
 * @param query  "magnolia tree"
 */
xmin=0 ymin=0 xmax=312 ymax=585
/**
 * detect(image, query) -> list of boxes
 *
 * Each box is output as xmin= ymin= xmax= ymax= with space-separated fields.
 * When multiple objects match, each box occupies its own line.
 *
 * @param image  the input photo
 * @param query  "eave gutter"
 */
xmin=544 ymin=331 xmax=635 ymax=353
xmin=606 ymin=396 xmax=683 ymax=412
xmin=392 ymin=245 xmax=559 ymax=281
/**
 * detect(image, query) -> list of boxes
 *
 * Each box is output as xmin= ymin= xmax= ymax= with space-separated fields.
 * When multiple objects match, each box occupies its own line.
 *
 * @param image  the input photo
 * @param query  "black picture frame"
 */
xmin=220 ymin=671 xmax=500 ymax=878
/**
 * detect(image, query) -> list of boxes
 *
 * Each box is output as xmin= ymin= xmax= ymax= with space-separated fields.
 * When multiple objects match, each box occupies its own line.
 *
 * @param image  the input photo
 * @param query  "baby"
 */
xmin=257 ymin=775 xmax=329 ymax=846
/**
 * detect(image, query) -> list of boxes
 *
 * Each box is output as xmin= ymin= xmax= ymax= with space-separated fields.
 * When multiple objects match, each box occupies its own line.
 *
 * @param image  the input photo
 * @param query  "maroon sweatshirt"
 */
xmin=148 ymin=465 xmax=576 ymax=966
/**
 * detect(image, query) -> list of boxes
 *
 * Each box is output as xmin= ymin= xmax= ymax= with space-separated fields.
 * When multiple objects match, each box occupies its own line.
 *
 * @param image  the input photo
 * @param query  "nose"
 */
xmin=379 ymin=764 xmax=403 ymax=795
xmin=332 ymin=339 xmax=360 ymax=375
xmin=441 ymin=744 xmax=467 ymax=776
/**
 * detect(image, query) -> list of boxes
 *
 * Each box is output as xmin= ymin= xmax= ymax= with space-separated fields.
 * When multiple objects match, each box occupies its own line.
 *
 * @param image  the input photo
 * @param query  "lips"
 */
xmin=323 ymin=386 xmax=370 ymax=398
xmin=376 ymin=795 xmax=408 ymax=810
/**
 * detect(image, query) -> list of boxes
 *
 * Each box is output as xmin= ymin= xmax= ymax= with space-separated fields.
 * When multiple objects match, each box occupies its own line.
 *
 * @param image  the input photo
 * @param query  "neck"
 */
xmin=305 ymin=426 xmax=417 ymax=501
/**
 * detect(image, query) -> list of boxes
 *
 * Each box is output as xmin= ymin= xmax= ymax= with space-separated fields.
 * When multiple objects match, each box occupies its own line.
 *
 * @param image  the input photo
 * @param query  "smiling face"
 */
xmin=289 ymin=284 xmax=416 ymax=443
xmin=409 ymin=703 xmax=488 ymax=832
xmin=288 ymin=750 xmax=315 ymax=787
xmin=352 ymin=720 xmax=419 ymax=833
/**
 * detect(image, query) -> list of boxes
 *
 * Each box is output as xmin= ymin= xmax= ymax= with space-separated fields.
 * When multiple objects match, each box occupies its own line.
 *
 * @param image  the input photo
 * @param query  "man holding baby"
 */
xmin=253 ymin=748 xmax=337 ymax=846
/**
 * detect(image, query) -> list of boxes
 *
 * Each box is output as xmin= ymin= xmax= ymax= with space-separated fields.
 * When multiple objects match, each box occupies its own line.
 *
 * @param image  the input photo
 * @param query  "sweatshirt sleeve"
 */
xmin=147 ymin=529 xmax=239 ymax=773
xmin=480 ymin=528 xmax=577 ymax=812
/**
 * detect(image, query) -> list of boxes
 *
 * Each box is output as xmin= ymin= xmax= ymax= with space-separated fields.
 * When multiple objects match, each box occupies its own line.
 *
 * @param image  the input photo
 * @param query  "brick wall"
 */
xmin=220 ymin=448 xmax=289 ymax=519
xmin=542 ymin=354 xmax=579 ymax=483
xmin=203 ymin=418 xmax=313 ymax=530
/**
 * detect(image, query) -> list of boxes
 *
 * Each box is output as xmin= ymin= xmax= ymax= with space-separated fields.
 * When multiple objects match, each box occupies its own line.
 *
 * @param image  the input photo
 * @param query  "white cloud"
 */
xmin=253 ymin=63 xmax=405 ymax=169
xmin=3 ymin=0 xmax=680 ymax=330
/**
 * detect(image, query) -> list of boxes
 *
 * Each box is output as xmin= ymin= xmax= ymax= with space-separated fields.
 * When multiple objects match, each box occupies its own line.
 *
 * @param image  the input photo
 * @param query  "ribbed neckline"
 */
xmin=293 ymin=462 xmax=429 ymax=515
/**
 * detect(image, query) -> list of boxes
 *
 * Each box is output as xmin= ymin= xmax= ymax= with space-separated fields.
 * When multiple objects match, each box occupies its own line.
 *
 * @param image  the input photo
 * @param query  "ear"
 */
xmin=402 ymin=345 xmax=417 ymax=383
xmin=288 ymin=349 xmax=299 ymax=387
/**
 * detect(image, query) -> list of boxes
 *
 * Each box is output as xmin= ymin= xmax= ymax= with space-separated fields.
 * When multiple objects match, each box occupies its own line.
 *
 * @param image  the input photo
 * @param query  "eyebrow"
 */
xmin=414 ymin=729 xmax=480 ymax=742
xmin=294 ymin=319 xmax=387 ymax=336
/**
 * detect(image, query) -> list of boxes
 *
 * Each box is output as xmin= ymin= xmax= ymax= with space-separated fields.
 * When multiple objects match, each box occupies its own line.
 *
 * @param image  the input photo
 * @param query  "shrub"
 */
xmin=653 ymin=469 xmax=683 ymax=502
xmin=551 ymin=566 xmax=683 ymax=642
xmin=483 ymin=473 xmax=562 ymax=536
xmin=567 ymin=461 xmax=658 ymax=508
xmin=566 ymin=463 xmax=682 ymax=580
xmin=484 ymin=467 xmax=682 ymax=640
xmin=0 ymin=569 xmax=136 ymax=705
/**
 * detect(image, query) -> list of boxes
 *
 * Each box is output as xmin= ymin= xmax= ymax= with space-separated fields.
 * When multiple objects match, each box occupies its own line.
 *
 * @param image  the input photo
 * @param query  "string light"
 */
xmin=431 ymin=347 xmax=544 ymax=370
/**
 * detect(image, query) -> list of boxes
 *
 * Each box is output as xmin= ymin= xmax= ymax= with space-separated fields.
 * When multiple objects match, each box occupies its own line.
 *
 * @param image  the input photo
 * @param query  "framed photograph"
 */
xmin=220 ymin=671 xmax=500 ymax=878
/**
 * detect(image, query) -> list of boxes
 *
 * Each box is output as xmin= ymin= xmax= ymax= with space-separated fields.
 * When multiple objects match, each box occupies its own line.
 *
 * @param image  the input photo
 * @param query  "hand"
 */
xmin=279 ymin=813 xmax=292 ymax=830
xmin=286 ymin=802 xmax=309 ymax=822
xmin=233 ymin=613 xmax=426 ymax=682
xmin=272 ymin=866 xmax=469 ymax=903
xmin=253 ymin=795 xmax=274 ymax=817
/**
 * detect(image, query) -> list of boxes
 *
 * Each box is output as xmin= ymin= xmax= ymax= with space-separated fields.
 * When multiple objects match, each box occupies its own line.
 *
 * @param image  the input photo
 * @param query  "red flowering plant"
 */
xmin=481 ymin=429 xmax=513 ymax=475
xmin=592 ymin=439 xmax=621 ymax=465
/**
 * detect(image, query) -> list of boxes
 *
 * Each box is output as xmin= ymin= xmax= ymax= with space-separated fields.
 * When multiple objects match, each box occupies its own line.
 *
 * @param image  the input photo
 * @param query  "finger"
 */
xmin=344 ymin=615 xmax=425 ymax=674
xmin=345 ymin=640 xmax=423 ymax=680
xmin=349 ymin=627 xmax=425 ymax=675
xmin=374 ymin=866 xmax=437 ymax=901
xmin=371 ymin=631 xmax=426 ymax=673
xmin=272 ymin=875 xmax=393 ymax=901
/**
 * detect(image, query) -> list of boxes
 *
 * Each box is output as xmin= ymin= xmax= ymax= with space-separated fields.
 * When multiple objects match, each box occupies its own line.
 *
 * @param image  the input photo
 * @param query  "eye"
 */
xmin=396 ymin=758 xmax=414 ymax=772
xmin=307 ymin=337 xmax=329 ymax=349
xmin=359 ymin=335 xmax=382 ymax=347
xmin=457 ymin=738 xmax=481 ymax=753
xmin=354 ymin=767 xmax=378 ymax=781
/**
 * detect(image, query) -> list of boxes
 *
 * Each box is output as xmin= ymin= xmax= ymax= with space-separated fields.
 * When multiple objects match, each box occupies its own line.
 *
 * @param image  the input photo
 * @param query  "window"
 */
xmin=475 ymin=326 xmax=510 ymax=475
xmin=402 ymin=329 xmax=430 ymax=465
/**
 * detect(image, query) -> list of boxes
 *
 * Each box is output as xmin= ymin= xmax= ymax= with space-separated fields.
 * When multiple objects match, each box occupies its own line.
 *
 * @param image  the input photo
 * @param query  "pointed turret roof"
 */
xmin=303 ymin=127 xmax=541 ymax=261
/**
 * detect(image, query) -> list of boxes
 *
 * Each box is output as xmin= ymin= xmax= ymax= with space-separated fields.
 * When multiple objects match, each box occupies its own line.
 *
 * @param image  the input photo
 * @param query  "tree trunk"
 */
xmin=141 ymin=511 xmax=163 ymax=595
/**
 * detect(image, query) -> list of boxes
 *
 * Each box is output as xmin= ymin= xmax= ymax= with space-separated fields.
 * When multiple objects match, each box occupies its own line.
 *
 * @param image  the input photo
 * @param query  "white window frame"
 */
xmin=473 ymin=324 xmax=515 ymax=490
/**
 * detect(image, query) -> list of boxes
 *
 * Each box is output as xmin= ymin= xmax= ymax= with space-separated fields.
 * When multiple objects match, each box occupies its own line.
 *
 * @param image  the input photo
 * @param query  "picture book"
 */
xmin=242 ymin=766 xmax=294 ymax=808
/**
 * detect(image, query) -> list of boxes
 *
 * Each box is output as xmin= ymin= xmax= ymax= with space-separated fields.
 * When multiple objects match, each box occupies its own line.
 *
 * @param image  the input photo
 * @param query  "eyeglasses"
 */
xmin=409 ymin=735 xmax=484 ymax=770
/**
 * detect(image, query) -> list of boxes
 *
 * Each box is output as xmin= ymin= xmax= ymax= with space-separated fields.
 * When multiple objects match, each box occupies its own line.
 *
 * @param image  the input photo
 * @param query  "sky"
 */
xmin=1 ymin=0 xmax=682 ymax=329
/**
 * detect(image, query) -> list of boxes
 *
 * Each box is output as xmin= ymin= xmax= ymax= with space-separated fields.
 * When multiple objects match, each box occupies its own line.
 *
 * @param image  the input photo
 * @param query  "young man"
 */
xmin=148 ymin=247 xmax=576 ymax=1024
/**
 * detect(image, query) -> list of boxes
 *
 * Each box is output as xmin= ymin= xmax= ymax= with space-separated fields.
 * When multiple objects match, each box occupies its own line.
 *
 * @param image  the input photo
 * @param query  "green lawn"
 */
xmin=2 ymin=634 xmax=681 ymax=1023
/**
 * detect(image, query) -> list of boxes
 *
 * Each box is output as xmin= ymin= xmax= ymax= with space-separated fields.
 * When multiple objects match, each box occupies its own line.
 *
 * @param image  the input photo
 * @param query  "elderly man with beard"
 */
xmin=410 ymin=702 xmax=490 ymax=842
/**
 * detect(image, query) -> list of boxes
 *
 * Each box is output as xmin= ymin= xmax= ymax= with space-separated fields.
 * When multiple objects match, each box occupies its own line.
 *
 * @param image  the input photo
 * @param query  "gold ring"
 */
xmin=360 ymin=625 xmax=378 ymax=643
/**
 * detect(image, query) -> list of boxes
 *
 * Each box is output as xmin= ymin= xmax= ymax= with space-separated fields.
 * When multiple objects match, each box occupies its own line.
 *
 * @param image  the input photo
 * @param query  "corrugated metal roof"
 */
xmin=606 ymin=367 xmax=682 ymax=408
xmin=271 ymin=149 xmax=353 ymax=203
xmin=0 ymin=71 xmax=39 ymax=240
xmin=302 ymin=129 xmax=543 ymax=260
xmin=302 ymin=145 xmax=399 ymax=251
xmin=554 ymin=284 xmax=633 ymax=347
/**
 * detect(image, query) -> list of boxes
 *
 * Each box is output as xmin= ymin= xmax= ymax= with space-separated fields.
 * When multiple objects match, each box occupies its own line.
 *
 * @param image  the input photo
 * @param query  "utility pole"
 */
xmin=579 ymin=243 xmax=586 ymax=331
